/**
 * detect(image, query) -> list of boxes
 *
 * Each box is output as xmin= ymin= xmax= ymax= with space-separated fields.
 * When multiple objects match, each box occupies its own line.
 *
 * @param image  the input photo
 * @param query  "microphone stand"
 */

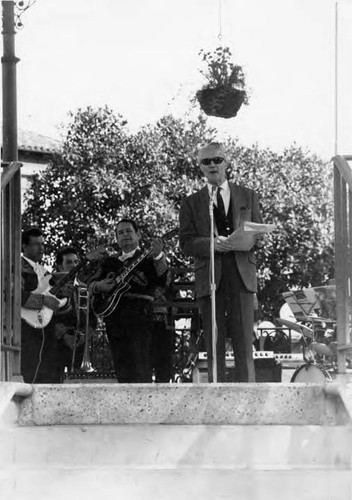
xmin=209 ymin=187 xmax=218 ymax=383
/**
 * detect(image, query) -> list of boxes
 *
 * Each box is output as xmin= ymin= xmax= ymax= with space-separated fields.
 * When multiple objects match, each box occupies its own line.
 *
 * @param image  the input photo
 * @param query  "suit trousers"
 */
xmin=198 ymin=253 xmax=255 ymax=383
xmin=105 ymin=298 xmax=152 ymax=383
xmin=21 ymin=320 xmax=62 ymax=383
xmin=106 ymin=324 xmax=152 ymax=383
xmin=150 ymin=317 xmax=173 ymax=382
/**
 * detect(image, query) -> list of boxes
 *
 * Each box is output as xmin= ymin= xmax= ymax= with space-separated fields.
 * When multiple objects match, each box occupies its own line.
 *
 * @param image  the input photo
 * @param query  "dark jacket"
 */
xmin=179 ymin=183 xmax=262 ymax=297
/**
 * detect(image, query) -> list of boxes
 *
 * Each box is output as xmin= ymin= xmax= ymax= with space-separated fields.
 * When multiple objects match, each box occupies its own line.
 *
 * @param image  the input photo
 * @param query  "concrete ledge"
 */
xmin=326 ymin=382 xmax=352 ymax=422
xmin=0 ymin=382 xmax=33 ymax=428
xmin=19 ymin=383 xmax=351 ymax=426
xmin=2 ymin=425 xmax=352 ymax=470
xmin=1 ymin=468 xmax=352 ymax=500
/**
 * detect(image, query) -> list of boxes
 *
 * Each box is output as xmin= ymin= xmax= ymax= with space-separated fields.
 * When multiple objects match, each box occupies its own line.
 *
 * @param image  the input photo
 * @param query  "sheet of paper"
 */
xmin=282 ymin=285 xmax=336 ymax=321
xmin=225 ymin=221 xmax=275 ymax=251
xmin=242 ymin=221 xmax=276 ymax=233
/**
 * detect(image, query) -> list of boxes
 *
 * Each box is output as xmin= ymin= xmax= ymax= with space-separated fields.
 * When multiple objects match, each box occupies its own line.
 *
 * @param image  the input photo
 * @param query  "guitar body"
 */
xmin=92 ymin=281 xmax=131 ymax=318
xmin=21 ymin=246 xmax=106 ymax=329
xmin=21 ymin=275 xmax=68 ymax=329
xmin=91 ymin=228 xmax=177 ymax=318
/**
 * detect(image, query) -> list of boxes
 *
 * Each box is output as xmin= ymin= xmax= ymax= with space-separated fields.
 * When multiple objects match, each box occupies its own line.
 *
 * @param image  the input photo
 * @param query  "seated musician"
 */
xmin=21 ymin=227 xmax=64 ymax=383
xmin=89 ymin=218 xmax=169 ymax=383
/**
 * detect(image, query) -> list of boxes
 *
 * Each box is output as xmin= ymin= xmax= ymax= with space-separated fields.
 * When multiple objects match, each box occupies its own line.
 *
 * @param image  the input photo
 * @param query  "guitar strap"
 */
xmin=21 ymin=257 xmax=49 ymax=310
xmin=120 ymin=253 xmax=148 ymax=286
xmin=22 ymin=255 xmax=50 ymax=282
xmin=118 ymin=247 xmax=140 ymax=262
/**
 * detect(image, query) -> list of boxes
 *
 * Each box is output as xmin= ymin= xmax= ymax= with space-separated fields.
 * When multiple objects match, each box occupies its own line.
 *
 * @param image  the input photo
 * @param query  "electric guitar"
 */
xmin=92 ymin=228 xmax=177 ymax=318
xmin=21 ymin=247 xmax=106 ymax=329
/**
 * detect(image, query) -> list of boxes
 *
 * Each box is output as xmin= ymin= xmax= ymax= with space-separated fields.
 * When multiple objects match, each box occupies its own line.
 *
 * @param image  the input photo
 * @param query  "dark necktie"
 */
xmin=216 ymin=187 xmax=226 ymax=218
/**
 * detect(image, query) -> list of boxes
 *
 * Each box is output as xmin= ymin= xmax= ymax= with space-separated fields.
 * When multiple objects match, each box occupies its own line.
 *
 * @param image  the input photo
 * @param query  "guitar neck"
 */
xmin=50 ymin=260 xmax=86 ymax=295
xmin=116 ymin=249 xmax=151 ymax=283
xmin=114 ymin=228 xmax=177 ymax=284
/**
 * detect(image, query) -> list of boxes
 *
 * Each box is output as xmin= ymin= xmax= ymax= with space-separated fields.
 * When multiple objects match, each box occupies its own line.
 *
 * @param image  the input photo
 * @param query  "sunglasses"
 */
xmin=200 ymin=157 xmax=225 ymax=166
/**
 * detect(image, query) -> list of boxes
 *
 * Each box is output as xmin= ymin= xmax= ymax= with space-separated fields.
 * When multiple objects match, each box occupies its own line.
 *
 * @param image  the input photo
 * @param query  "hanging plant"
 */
xmin=195 ymin=46 xmax=249 ymax=119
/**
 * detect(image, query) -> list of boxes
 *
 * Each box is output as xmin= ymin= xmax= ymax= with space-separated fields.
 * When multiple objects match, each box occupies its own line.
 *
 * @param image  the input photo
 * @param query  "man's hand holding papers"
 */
xmin=215 ymin=221 xmax=275 ymax=252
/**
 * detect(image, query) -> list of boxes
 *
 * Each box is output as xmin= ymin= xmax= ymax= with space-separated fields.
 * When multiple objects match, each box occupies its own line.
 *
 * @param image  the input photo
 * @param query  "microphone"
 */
xmin=209 ymin=185 xmax=217 ymax=216
xmin=209 ymin=185 xmax=217 ymax=205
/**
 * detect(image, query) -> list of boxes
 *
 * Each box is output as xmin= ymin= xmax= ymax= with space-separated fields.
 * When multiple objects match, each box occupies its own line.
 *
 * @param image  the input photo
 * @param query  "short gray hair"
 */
xmin=197 ymin=142 xmax=227 ymax=162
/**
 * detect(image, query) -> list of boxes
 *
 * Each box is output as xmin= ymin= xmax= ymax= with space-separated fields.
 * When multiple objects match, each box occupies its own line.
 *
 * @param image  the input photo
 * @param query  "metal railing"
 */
xmin=333 ymin=154 xmax=352 ymax=375
xmin=1 ymin=161 xmax=22 ymax=381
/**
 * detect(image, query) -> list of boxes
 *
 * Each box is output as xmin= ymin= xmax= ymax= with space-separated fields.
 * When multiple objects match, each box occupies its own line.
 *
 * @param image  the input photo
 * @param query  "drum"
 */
xmin=290 ymin=363 xmax=332 ymax=383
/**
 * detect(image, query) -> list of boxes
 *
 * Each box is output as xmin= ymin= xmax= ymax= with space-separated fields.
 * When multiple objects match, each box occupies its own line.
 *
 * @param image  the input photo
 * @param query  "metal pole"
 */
xmin=2 ymin=0 xmax=19 ymax=163
xmin=334 ymin=0 xmax=339 ymax=156
xmin=209 ymin=191 xmax=218 ymax=383
xmin=1 ymin=0 xmax=21 ymax=380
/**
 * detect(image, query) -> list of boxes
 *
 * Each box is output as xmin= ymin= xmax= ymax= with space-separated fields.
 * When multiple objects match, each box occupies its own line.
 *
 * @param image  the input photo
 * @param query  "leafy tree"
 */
xmin=24 ymin=108 xmax=215 ymax=253
xmin=224 ymin=142 xmax=334 ymax=318
xmin=24 ymin=107 xmax=132 ymax=253
xmin=23 ymin=106 xmax=334 ymax=319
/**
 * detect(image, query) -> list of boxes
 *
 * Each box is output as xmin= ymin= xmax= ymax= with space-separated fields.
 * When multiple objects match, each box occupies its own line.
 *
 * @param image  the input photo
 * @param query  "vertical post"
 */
xmin=209 ymin=191 xmax=218 ymax=383
xmin=334 ymin=0 xmax=339 ymax=155
xmin=12 ymin=166 xmax=22 ymax=379
xmin=349 ymin=189 xmax=352 ymax=305
xmin=334 ymin=166 xmax=348 ymax=374
xmin=0 ymin=185 xmax=2 ymax=380
xmin=2 ymin=0 xmax=19 ymax=162
xmin=1 ymin=0 xmax=21 ymax=380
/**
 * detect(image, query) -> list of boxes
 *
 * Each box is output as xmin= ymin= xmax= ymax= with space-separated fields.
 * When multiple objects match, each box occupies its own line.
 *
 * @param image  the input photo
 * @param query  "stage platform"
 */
xmin=17 ymin=382 xmax=351 ymax=426
xmin=2 ymin=381 xmax=352 ymax=500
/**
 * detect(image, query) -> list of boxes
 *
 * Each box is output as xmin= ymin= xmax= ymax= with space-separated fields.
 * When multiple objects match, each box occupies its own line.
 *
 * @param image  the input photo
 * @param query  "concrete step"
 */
xmin=1 ymin=468 xmax=352 ymax=500
xmin=1 ymin=425 xmax=352 ymax=500
xmin=0 ymin=425 xmax=352 ymax=500
xmin=2 ymin=424 xmax=352 ymax=469
xmin=18 ymin=383 xmax=351 ymax=426
xmin=2 ymin=382 xmax=352 ymax=500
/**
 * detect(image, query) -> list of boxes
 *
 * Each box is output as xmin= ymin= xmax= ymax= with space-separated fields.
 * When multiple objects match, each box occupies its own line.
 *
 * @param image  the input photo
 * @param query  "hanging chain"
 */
xmin=15 ymin=0 xmax=37 ymax=29
xmin=218 ymin=0 xmax=223 ymax=43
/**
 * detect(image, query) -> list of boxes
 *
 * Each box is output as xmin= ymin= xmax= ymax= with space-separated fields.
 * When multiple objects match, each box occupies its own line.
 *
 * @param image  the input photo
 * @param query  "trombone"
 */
xmin=71 ymin=285 xmax=95 ymax=373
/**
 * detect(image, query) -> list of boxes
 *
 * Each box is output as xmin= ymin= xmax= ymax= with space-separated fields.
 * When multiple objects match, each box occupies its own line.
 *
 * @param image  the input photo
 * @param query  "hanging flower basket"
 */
xmin=196 ymin=85 xmax=246 ymax=119
xmin=195 ymin=47 xmax=249 ymax=119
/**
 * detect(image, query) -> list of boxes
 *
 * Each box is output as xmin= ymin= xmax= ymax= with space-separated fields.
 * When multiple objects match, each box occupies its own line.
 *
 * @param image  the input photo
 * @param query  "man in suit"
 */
xmin=21 ymin=227 xmax=62 ymax=383
xmin=90 ymin=219 xmax=169 ymax=383
xmin=179 ymin=142 xmax=263 ymax=382
xmin=54 ymin=247 xmax=85 ymax=377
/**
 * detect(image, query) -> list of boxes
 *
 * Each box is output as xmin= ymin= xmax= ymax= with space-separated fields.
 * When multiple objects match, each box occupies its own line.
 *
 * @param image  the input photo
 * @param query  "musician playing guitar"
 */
xmin=21 ymin=228 xmax=106 ymax=384
xmin=21 ymin=227 xmax=72 ymax=383
xmin=54 ymin=246 xmax=85 ymax=378
xmin=89 ymin=218 xmax=169 ymax=383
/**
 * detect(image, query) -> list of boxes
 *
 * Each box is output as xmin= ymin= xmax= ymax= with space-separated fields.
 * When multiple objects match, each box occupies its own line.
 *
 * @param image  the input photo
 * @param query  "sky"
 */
xmin=5 ymin=0 xmax=352 ymax=161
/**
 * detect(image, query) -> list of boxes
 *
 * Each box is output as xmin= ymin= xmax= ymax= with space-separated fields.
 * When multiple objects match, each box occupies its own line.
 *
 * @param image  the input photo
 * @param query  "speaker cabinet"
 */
xmin=224 ymin=359 xmax=282 ymax=382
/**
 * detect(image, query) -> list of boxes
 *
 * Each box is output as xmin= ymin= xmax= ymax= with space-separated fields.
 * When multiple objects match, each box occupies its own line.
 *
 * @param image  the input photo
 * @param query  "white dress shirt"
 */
xmin=119 ymin=247 xmax=163 ymax=262
xmin=207 ymin=179 xmax=231 ymax=215
xmin=119 ymin=247 xmax=139 ymax=262
xmin=22 ymin=255 xmax=50 ymax=282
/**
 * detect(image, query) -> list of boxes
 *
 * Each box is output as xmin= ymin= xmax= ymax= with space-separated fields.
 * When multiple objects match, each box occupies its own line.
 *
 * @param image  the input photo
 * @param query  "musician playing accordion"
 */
xmin=89 ymin=219 xmax=169 ymax=383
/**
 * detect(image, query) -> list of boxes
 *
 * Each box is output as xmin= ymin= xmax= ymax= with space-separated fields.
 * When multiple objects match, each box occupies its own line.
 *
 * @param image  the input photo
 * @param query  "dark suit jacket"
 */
xmin=179 ymin=183 xmax=262 ymax=298
xmin=21 ymin=257 xmax=45 ymax=310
